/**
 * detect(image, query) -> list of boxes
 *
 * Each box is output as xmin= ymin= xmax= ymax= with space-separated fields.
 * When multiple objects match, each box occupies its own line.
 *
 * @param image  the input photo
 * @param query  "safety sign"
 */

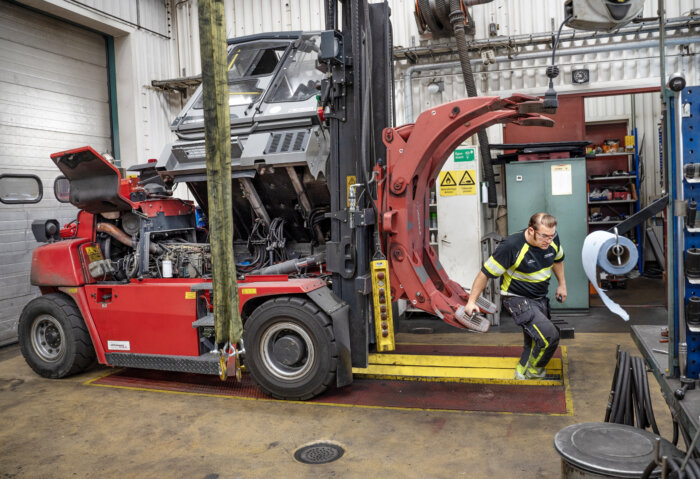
xmin=439 ymin=170 xmax=477 ymax=196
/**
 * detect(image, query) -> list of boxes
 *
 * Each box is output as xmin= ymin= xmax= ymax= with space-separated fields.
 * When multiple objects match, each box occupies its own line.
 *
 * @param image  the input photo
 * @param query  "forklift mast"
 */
xmin=323 ymin=0 xmax=393 ymax=368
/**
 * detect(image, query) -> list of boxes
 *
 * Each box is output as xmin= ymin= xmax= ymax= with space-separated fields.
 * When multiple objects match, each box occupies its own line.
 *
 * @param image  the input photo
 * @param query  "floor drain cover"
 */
xmin=294 ymin=443 xmax=344 ymax=464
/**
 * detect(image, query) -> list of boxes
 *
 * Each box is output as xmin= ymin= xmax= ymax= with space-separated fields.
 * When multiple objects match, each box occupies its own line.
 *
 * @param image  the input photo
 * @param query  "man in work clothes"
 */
xmin=464 ymin=212 xmax=567 ymax=379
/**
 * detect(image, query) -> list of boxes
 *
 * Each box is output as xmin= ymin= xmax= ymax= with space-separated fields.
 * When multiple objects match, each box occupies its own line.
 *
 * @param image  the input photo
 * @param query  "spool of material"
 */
xmin=687 ymin=296 xmax=700 ymax=326
xmin=583 ymin=231 xmax=639 ymax=321
xmin=686 ymin=248 xmax=700 ymax=278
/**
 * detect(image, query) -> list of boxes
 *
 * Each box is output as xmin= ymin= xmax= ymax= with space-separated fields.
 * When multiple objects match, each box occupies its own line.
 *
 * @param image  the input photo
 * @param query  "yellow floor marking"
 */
xmin=353 ymin=364 xmax=562 ymax=385
xmin=366 ymin=353 xmax=562 ymax=370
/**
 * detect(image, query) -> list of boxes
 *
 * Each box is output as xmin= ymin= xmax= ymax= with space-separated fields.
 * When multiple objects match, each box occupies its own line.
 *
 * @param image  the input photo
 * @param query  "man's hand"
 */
xmin=556 ymin=284 xmax=567 ymax=303
xmin=464 ymin=300 xmax=480 ymax=317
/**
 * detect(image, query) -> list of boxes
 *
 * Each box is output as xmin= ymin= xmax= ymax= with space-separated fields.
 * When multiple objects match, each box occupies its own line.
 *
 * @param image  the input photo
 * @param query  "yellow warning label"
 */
xmin=241 ymin=288 xmax=257 ymax=295
xmin=439 ymin=171 xmax=458 ymax=196
xmin=458 ymin=170 xmax=477 ymax=195
xmin=440 ymin=170 xmax=477 ymax=196
xmin=85 ymin=246 xmax=104 ymax=262
xmin=441 ymin=172 xmax=457 ymax=186
xmin=185 ymin=291 xmax=196 ymax=300
xmin=346 ymin=175 xmax=357 ymax=207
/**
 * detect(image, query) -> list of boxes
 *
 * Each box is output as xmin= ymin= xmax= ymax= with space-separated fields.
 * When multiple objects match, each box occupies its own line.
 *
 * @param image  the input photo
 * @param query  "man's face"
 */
xmin=530 ymin=224 xmax=556 ymax=249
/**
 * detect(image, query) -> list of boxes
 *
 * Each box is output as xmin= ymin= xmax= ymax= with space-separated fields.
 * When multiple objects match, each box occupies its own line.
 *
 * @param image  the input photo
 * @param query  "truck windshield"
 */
xmin=267 ymin=34 xmax=323 ymax=103
xmin=193 ymin=41 xmax=288 ymax=109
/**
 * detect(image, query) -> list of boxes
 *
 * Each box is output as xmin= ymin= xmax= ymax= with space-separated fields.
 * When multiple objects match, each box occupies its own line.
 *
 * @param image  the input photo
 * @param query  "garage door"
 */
xmin=0 ymin=1 xmax=112 ymax=345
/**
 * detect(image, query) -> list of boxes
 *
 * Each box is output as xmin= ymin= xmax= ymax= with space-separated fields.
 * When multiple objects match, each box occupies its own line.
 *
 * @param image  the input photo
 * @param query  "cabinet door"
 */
xmin=544 ymin=159 xmax=588 ymax=310
xmin=505 ymin=159 xmax=589 ymax=310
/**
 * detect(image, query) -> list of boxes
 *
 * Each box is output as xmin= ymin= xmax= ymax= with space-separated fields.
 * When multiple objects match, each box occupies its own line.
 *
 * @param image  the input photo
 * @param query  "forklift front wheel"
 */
xmin=18 ymin=293 xmax=95 ymax=379
xmin=243 ymin=296 xmax=338 ymax=400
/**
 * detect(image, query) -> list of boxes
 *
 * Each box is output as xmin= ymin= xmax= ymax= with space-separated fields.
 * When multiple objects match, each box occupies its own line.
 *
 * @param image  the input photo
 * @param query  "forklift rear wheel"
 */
xmin=243 ymin=296 xmax=338 ymax=400
xmin=18 ymin=293 xmax=95 ymax=379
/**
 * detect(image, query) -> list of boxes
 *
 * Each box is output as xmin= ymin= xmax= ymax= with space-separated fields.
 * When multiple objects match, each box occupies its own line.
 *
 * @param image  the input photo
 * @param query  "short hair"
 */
xmin=529 ymin=212 xmax=557 ymax=230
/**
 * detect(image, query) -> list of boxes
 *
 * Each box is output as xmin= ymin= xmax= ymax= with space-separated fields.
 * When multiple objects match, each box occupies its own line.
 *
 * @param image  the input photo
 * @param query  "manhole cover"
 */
xmin=294 ymin=442 xmax=344 ymax=464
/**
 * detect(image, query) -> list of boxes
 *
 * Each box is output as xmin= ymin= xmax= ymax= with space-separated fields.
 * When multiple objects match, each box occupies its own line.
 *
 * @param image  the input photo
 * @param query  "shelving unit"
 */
xmin=428 ymin=190 xmax=440 ymax=251
xmin=585 ymin=123 xmax=641 ymax=274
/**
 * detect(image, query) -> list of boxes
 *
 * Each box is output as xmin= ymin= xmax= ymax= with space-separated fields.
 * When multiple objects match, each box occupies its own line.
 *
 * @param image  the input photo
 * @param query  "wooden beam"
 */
xmin=198 ymin=0 xmax=242 ymax=346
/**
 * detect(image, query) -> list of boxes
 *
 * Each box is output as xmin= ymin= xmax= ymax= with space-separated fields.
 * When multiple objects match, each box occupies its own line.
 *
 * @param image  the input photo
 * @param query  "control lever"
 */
xmin=674 ymin=377 xmax=696 ymax=400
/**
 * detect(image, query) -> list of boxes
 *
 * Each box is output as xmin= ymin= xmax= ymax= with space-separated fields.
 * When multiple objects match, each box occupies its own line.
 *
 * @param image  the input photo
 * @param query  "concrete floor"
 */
xmin=0 ymin=299 xmax=676 ymax=479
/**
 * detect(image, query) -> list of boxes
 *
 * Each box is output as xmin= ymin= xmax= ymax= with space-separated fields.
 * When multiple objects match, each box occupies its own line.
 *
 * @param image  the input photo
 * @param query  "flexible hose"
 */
xmin=605 ymin=350 xmax=658 ymax=432
xmin=448 ymin=0 xmax=497 ymax=208
xmin=674 ymin=421 xmax=680 ymax=446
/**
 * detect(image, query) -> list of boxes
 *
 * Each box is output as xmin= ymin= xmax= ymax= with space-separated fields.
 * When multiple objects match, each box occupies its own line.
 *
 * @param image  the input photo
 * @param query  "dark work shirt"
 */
xmin=481 ymin=230 xmax=564 ymax=298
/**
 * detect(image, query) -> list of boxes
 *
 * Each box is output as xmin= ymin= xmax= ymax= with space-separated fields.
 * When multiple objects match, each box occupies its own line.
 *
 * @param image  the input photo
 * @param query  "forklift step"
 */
xmin=352 ymin=353 xmax=564 ymax=386
xmin=192 ymin=314 xmax=214 ymax=328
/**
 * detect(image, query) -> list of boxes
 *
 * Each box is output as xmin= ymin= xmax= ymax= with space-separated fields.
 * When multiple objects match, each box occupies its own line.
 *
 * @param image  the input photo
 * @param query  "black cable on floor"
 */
xmin=605 ymin=349 xmax=658 ymax=433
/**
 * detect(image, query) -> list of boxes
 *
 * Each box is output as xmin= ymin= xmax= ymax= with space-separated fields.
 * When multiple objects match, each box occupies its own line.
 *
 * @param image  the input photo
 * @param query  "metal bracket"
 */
xmin=326 ymin=210 xmax=349 ymax=223
xmin=354 ymin=274 xmax=372 ymax=295
xmin=352 ymin=208 xmax=376 ymax=227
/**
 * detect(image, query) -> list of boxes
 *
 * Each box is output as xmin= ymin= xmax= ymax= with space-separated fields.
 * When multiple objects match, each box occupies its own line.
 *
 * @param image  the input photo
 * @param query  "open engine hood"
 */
xmin=50 ymin=146 xmax=134 ymax=214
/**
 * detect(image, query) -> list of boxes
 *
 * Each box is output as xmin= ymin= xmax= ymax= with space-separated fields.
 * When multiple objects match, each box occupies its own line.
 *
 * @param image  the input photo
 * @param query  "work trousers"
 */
xmin=502 ymin=295 xmax=560 ymax=368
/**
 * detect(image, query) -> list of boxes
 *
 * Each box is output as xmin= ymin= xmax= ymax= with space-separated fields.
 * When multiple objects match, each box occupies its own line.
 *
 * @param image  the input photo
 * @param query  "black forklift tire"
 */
xmin=243 ymin=296 xmax=338 ymax=400
xmin=18 ymin=293 xmax=96 ymax=379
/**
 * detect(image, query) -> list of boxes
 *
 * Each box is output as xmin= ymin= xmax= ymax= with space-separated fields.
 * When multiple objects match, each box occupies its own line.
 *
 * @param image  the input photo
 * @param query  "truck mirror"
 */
xmin=0 ymin=174 xmax=43 ymax=204
xmin=54 ymin=176 xmax=70 ymax=203
xmin=31 ymin=219 xmax=60 ymax=243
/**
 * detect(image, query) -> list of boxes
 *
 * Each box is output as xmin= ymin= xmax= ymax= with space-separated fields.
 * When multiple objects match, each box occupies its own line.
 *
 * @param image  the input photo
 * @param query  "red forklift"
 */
xmin=19 ymin=0 xmax=551 ymax=400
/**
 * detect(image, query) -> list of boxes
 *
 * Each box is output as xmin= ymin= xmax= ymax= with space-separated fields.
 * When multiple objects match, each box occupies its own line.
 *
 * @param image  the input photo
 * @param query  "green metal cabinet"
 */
xmin=505 ymin=158 xmax=589 ymax=310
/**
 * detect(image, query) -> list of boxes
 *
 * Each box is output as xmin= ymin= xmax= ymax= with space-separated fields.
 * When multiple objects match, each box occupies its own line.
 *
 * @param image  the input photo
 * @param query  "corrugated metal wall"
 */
xmin=0 ymin=0 xmax=112 ymax=345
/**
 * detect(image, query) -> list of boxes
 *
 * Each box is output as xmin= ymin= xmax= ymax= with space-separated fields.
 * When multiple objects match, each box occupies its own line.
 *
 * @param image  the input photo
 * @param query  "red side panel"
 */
xmin=83 ymin=277 xmax=327 ymax=358
xmin=30 ymin=239 xmax=89 ymax=286
xmin=85 ymin=279 xmax=206 ymax=356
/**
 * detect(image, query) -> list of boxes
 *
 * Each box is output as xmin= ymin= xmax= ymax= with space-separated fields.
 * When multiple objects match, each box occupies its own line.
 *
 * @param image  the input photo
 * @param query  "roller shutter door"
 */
xmin=0 ymin=1 xmax=112 ymax=345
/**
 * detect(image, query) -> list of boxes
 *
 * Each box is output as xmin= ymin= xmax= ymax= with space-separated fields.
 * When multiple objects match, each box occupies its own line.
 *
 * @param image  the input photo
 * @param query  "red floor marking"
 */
xmin=90 ymin=345 xmax=567 ymax=414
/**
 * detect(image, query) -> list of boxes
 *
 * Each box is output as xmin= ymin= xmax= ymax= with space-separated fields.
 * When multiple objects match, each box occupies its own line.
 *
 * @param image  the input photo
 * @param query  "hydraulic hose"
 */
xmin=449 ymin=0 xmax=497 ymax=207
xmin=97 ymin=222 xmax=160 ymax=254
xmin=605 ymin=349 xmax=658 ymax=433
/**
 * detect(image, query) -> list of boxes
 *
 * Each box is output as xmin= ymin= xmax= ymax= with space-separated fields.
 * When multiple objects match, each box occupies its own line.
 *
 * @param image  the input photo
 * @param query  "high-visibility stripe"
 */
xmin=555 ymin=244 xmax=564 ymax=260
xmin=484 ymin=256 xmax=506 ymax=276
xmin=551 ymin=243 xmax=559 ymax=253
xmin=511 ymin=267 xmax=552 ymax=282
xmin=531 ymin=324 xmax=550 ymax=366
xmin=501 ymin=243 xmax=530 ymax=293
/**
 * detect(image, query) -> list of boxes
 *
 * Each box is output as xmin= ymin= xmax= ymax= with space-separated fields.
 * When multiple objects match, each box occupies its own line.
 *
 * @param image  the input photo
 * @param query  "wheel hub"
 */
xmin=273 ymin=335 xmax=305 ymax=366
xmin=45 ymin=327 xmax=61 ymax=348
xmin=31 ymin=315 xmax=65 ymax=362
xmin=260 ymin=321 xmax=315 ymax=380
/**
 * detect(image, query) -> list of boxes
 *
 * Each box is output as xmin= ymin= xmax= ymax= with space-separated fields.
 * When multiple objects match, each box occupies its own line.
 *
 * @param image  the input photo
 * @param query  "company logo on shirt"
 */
xmin=544 ymin=253 xmax=554 ymax=258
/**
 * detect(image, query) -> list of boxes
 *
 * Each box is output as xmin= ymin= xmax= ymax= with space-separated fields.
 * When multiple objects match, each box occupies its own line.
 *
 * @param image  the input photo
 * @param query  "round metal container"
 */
xmin=554 ymin=423 xmax=684 ymax=478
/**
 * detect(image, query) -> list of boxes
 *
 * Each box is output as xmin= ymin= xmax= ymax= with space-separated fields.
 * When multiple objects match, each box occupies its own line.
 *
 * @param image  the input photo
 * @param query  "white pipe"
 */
xmin=403 ymin=35 xmax=700 ymax=121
